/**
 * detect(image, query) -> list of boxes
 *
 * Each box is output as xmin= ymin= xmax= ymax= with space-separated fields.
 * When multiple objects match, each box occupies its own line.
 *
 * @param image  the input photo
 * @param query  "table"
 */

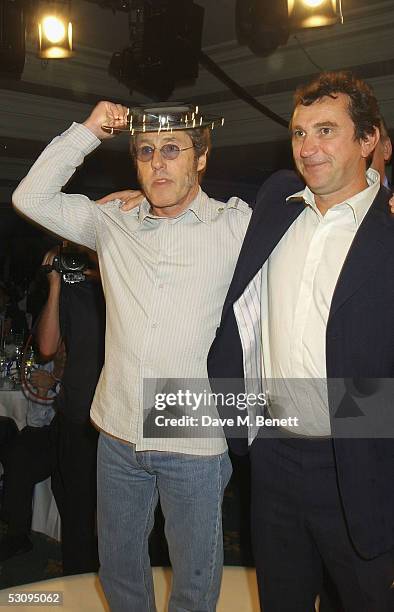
xmin=0 ymin=389 xmax=29 ymax=430
xmin=0 ymin=389 xmax=61 ymax=541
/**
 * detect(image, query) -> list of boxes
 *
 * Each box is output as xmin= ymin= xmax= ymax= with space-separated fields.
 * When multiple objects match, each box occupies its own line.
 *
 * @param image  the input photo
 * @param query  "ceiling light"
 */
xmin=38 ymin=3 xmax=73 ymax=58
xmin=302 ymin=0 xmax=325 ymax=7
xmin=42 ymin=16 xmax=66 ymax=44
xmin=288 ymin=0 xmax=343 ymax=29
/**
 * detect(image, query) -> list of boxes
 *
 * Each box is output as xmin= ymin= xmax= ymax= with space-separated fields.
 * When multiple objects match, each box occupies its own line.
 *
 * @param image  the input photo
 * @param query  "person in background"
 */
xmin=35 ymin=244 xmax=105 ymax=575
xmin=24 ymin=345 xmax=66 ymax=427
xmin=0 ymin=284 xmax=27 ymax=345
xmin=0 ymin=343 xmax=64 ymax=562
xmin=370 ymin=115 xmax=392 ymax=188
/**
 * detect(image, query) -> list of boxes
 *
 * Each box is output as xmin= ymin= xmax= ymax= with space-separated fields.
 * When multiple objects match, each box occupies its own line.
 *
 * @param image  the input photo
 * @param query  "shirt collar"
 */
xmin=286 ymin=168 xmax=380 ymax=227
xmin=137 ymin=187 xmax=210 ymax=223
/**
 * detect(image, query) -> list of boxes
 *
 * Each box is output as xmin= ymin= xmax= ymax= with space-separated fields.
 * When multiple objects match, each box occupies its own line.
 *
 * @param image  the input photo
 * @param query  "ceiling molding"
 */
xmin=1 ymin=0 xmax=393 ymax=190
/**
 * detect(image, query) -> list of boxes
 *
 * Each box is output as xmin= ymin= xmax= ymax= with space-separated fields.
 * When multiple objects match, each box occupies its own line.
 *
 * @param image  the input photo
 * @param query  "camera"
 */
xmin=50 ymin=247 xmax=89 ymax=284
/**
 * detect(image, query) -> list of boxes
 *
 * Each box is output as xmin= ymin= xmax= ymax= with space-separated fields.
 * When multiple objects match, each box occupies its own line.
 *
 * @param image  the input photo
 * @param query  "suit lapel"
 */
xmin=225 ymin=185 xmax=392 ymax=321
xmin=223 ymin=196 xmax=305 ymax=316
xmin=329 ymin=188 xmax=392 ymax=319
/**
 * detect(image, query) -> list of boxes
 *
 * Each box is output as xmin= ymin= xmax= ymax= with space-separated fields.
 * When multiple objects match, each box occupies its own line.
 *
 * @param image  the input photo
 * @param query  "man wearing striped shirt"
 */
xmin=13 ymin=101 xmax=251 ymax=612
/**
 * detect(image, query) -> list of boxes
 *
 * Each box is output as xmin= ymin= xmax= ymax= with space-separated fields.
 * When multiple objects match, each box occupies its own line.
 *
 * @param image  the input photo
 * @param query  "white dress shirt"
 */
xmin=234 ymin=169 xmax=380 ymax=438
xmin=263 ymin=168 xmax=380 ymax=435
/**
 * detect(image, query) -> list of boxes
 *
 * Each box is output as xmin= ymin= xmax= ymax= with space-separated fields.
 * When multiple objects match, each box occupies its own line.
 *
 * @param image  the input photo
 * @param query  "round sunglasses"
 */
xmin=135 ymin=143 xmax=194 ymax=162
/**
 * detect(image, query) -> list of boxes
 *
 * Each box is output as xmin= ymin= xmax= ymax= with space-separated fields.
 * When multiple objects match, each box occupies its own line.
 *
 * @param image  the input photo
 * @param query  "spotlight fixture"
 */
xmin=109 ymin=0 xmax=204 ymax=100
xmin=235 ymin=0 xmax=342 ymax=59
xmin=288 ymin=0 xmax=343 ymax=29
xmin=38 ymin=1 xmax=73 ymax=58
xmin=236 ymin=0 xmax=289 ymax=57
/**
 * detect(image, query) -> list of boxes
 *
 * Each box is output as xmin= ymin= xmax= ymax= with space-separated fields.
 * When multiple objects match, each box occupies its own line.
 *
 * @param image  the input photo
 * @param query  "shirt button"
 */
xmin=217 ymin=207 xmax=224 ymax=213
xmin=152 ymin=322 xmax=158 ymax=328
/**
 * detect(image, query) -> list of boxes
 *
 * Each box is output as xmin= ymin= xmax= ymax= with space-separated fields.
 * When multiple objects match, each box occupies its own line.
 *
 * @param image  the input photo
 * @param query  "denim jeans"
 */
xmin=97 ymin=432 xmax=232 ymax=612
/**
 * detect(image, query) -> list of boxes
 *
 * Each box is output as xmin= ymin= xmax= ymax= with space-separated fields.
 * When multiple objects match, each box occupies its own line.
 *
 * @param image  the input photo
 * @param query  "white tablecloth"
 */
xmin=0 ymin=390 xmax=61 ymax=541
xmin=31 ymin=478 xmax=61 ymax=541
xmin=0 ymin=389 xmax=28 ymax=430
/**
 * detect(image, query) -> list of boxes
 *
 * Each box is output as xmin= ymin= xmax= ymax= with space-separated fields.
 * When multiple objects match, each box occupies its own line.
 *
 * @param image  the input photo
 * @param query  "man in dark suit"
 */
xmin=208 ymin=71 xmax=394 ymax=611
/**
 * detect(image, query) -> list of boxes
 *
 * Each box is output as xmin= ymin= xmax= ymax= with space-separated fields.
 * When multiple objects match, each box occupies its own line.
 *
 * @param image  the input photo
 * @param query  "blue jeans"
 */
xmin=97 ymin=432 xmax=232 ymax=612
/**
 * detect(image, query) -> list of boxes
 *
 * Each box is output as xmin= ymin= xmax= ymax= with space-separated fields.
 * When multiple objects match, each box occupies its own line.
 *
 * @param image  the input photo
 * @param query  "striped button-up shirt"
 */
xmin=13 ymin=123 xmax=252 ymax=454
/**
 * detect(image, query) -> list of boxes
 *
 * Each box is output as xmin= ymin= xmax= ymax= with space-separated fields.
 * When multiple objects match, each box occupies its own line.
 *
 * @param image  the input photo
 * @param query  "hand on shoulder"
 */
xmin=96 ymin=189 xmax=144 ymax=210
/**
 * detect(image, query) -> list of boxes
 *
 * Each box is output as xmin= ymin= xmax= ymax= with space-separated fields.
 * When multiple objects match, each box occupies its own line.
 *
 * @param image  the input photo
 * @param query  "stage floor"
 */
xmin=0 ymin=567 xmax=260 ymax=611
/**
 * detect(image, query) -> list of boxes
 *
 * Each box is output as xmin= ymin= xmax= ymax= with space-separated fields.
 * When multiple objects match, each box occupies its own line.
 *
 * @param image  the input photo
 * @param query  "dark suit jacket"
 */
xmin=208 ymin=170 xmax=394 ymax=559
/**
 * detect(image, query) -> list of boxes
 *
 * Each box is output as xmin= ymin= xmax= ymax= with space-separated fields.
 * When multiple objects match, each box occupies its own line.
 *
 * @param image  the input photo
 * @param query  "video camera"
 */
xmin=44 ymin=246 xmax=89 ymax=284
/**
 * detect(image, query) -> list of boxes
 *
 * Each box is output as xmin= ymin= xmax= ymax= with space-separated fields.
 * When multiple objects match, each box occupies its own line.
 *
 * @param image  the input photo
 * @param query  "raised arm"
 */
xmin=12 ymin=101 xmax=129 ymax=250
xmin=35 ymin=249 xmax=62 ymax=359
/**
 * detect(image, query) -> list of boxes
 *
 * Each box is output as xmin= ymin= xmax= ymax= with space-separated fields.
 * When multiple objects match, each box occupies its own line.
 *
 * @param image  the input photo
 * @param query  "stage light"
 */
xmin=303 ymin=0 xmax=325 ymax=7
xmin=42 ymin=16 xmax=66 ymax=43
xmin=38 ymin=3 xmax=73 ymax=58
xmin=288 ymin=0 xmax=343 ymax=29
xmin=236 ymin=0 xmax=289 ymax=57
xmin=109 ymin=0 xmax=204 ymax=100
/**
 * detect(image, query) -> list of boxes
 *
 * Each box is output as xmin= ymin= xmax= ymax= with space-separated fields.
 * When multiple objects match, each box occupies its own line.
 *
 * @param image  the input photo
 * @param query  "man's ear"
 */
xmin=361 ymin=126 xmax=380 ymax=159
xmin=383 ymin=137 xmax=393 ymax=163
xmin=197 ymin=149 xmax=208 ymax=173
